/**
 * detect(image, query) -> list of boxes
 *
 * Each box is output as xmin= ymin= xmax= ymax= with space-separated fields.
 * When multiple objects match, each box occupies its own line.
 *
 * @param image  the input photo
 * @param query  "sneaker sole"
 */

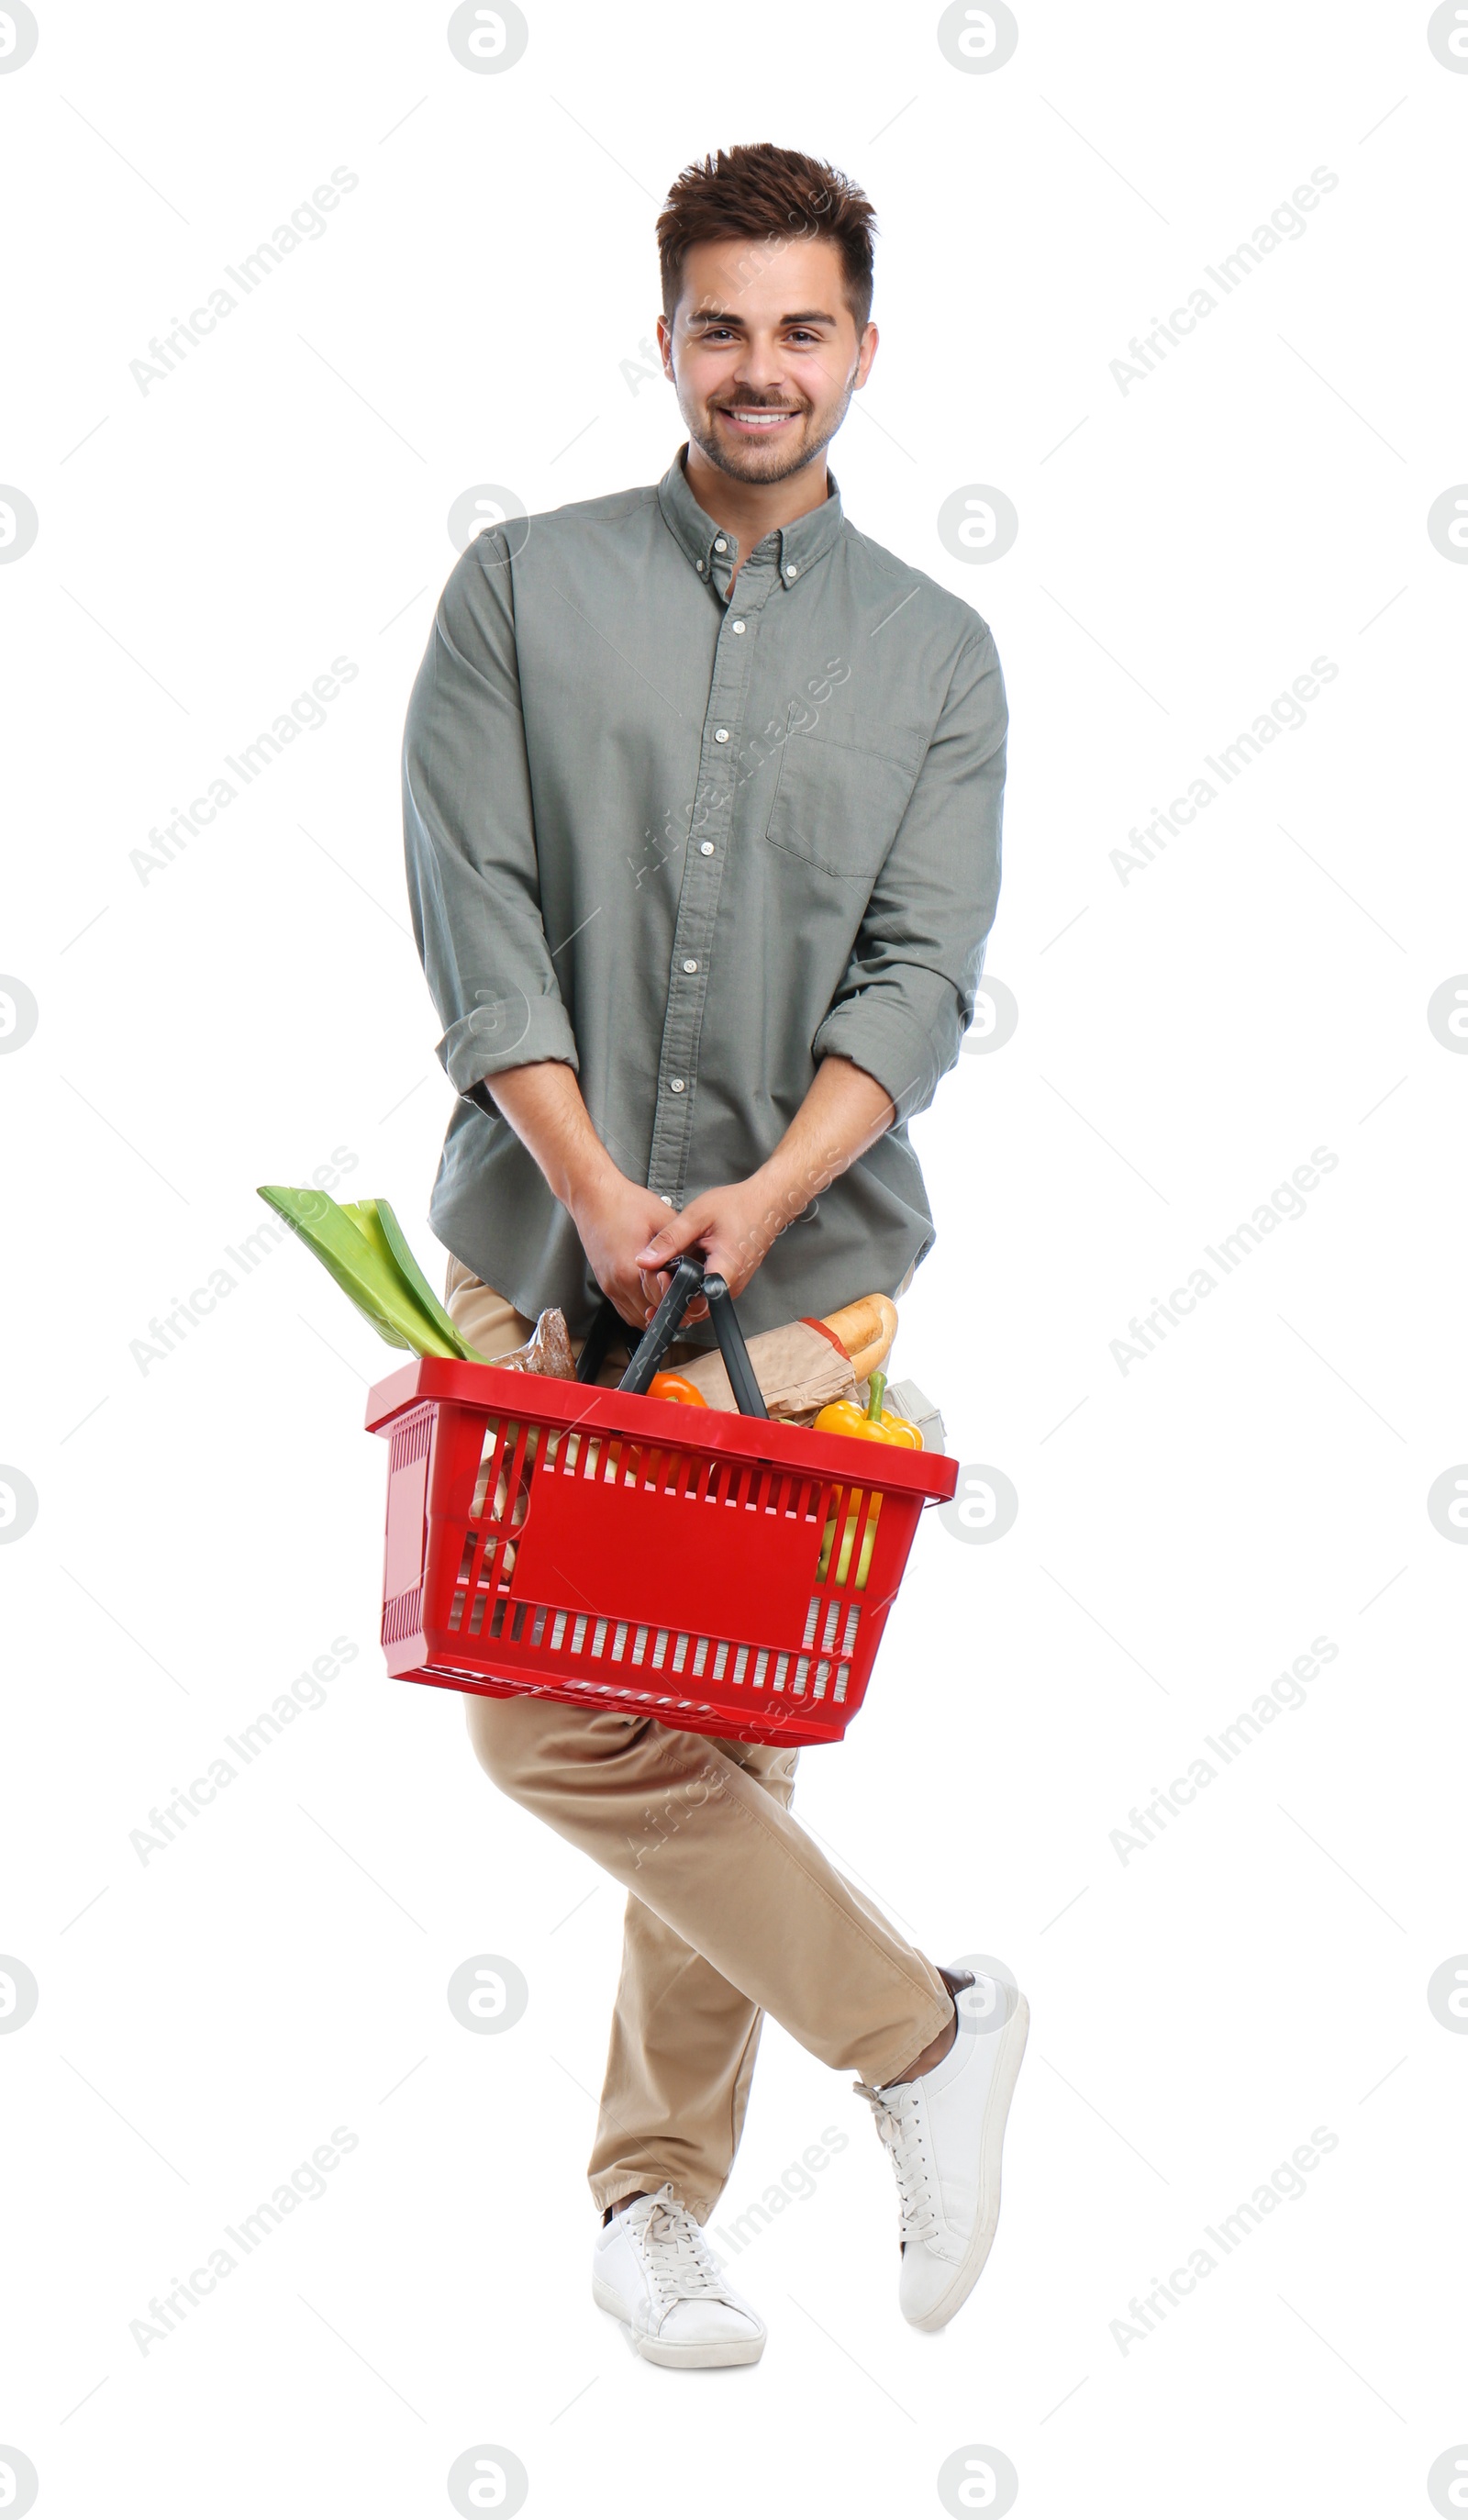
xmin=591 ymin=2276 xmax=766 ymax=2369
xmin=905 ymin=1989 xmax=1030 ymax=2334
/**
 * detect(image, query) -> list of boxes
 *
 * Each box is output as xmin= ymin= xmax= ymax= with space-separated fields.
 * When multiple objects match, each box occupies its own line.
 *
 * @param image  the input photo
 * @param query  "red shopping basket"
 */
xmin=364 ymin=1257 xmax=957 ymax=1747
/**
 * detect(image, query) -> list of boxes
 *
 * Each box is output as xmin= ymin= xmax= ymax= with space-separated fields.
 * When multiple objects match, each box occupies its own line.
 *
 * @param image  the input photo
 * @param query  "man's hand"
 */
xmin=634 ymin=1056 xmax=897 ymax=1307
xmin=634 ymin=1176 xmax=789 ymax=1304
xmin=570 ymin=1172 xmax=693 ymax=1330
xmin=481 ymin=1051 xmax=895 ymax=1333
xmin=482 ymin=1062 xmax=679 ymax=1328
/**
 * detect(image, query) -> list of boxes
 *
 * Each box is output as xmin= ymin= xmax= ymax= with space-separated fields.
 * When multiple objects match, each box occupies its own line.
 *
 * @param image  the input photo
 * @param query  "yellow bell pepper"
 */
xmin=878 ymin=1403 xmax=923 ymax=1450
xmin=813 ymin=1395 xmax=878 ymax=1441
xmin=813 ymin=1375 xmax=921 ymax=1585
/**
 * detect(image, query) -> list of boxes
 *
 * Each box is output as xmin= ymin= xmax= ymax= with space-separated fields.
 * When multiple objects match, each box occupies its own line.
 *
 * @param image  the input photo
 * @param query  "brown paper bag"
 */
xmin=673 ymin=1320 xmax=862 ymax=1422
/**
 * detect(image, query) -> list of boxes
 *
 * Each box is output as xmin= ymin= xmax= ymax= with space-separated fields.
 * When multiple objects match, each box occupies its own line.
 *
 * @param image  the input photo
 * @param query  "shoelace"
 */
xmin=631 ymin=2184 xmax=728 ymax=2303
xmin=851 ymin=2079 xmax=941 ymax=2249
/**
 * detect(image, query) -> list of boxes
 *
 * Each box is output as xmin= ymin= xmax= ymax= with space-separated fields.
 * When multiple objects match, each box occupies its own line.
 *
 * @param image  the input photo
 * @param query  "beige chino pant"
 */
xmin=444 ymin=1258 xmax=951 ymax=2225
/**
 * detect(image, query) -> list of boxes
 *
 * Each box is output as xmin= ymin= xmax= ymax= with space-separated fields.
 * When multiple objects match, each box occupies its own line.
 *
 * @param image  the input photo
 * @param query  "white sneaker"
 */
xmin=592 ymin=2184 xmax=766 ymax=2369
xmin=854 ymin=1964 xmax=1029 ymax=2332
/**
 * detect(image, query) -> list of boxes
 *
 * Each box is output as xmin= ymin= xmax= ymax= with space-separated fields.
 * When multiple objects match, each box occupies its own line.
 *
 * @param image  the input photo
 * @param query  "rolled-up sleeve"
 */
xmin=402 ymin=533 xmax=579 ymax=1095
xmin=812 ymin=628 xmax=1006 ymax=1119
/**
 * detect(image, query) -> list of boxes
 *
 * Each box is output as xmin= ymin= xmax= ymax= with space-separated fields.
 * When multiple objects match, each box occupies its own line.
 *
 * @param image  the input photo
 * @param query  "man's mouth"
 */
xmin=717 ymin=406 xmax=802 ymax=432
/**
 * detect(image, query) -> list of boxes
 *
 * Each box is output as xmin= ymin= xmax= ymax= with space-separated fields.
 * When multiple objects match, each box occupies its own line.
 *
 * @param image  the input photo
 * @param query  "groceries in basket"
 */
xmin=258 ymin=1182 xmax=945 ymax=1446
xmin=363 ymin=1249 xmax=958 ymax=1747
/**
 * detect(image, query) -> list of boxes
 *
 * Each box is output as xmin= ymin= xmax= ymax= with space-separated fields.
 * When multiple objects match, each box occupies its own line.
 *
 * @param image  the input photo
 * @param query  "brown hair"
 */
xmin=657 ymin=143 xmax=877 ymax=329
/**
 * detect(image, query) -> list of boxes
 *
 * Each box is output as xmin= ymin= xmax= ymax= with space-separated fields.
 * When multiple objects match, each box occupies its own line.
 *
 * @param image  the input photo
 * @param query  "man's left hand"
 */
xmin=634 ymin=1172 xmax=794 ymax=1311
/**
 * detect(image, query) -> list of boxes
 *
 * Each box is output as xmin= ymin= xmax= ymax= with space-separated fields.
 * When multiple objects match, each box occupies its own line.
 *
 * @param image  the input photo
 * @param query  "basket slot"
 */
xmin=711 ymin=1642 xmax=728 ymax=1680
xmin=792 ymin=1656 xmax=808 ymax=1696
xmin=730 ymin=1645 xmax=749 ymax=1688
xmin=550 ymin=1611 xmax=568 ymax=1652
xmin=571 ymin=1613 xmax=588 ymax=1656
xmin=834 ymin=1667 xmax=850 ymax=1703
xmin=833 ymin=1489 xmax=863 ymax=1585
xmin=505 ymin=1420 xmax=532 ymax=1520
xmin=591 ymin=1618 xmax=608 ymax=1659
xmin=670 ymin=1633 xmax=688 ymax=1673
xmin=842 ymin=1604 xmax=862 ymax=1656
xmin=693 ymin=1637 xmax=709 ymax=1677
xmin=611 ymin=1621 xmax=629 ymax=1663
xmin=469 ymin=1420 xmax=502 ymax=1519
xmin=771 ymin=1653 xmax=788 ymax=1693
xmin=813 ymin=1661 xmax=830 ymax=1700
xmin=630 ymin=1623 xmax=649 ymax=1667
xmin=801 ymin=1598 xmax=820 ymax=1650
xmin=468 ymin=1416 xmax=534 ymax=1536
xmin=816 ymin=1486 xmax=883 ymax=1590
xmin=651 ymin=1629 xmax=670 ymax=1670
xmin=382 ymin=1586 xmax=422 ymax=1647
xmin=388 ymin=1408 xmax=434 ymax=1474
xmin=751 ymin=1649 xmax=770 ymax=1690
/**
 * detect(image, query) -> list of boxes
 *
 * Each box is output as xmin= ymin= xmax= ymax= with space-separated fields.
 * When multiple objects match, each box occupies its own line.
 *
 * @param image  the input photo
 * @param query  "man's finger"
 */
xmin=634 ymin=1221 xmax=697 ymax=1266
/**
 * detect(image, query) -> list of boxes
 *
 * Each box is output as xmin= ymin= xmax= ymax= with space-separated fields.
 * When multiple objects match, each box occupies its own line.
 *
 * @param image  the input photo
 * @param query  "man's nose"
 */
xmin=729 ymin=335 xmax=793 ymax=398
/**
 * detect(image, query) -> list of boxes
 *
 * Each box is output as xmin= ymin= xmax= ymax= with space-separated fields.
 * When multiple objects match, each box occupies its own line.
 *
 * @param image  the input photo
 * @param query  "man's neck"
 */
xmin=681 ymin=440 xmax=830 ymax=559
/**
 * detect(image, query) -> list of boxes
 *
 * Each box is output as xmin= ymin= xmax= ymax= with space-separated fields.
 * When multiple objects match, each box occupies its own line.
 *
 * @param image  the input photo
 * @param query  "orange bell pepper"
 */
xmin=648 ymin=1371 xmax=708 ymax=1407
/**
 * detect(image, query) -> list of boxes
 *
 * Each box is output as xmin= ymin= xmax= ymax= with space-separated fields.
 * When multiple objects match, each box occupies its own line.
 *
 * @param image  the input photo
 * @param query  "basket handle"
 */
xmin=582 ymin=1255 xmax=769 ymax=1418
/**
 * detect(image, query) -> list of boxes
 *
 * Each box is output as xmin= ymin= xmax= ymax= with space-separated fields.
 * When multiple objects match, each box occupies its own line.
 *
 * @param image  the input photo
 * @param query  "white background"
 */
xmin=3 ymin=2 xmax=1466 ymax=2514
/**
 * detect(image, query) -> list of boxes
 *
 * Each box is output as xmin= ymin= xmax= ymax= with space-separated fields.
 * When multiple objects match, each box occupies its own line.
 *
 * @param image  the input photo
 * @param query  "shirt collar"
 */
xmin=657 ymin=442 xmax=845 ymax=586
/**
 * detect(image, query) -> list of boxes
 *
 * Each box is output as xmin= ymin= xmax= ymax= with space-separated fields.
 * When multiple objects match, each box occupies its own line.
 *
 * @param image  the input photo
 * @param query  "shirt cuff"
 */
xmin=812 ymin=993 xmax=952 ymax=1121
xmin=437 ymin=995 xmax=581 ymax=1095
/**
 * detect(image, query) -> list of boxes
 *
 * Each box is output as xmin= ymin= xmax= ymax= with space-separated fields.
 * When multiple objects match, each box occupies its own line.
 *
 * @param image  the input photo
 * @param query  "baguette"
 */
xmin=820 ymin=1294 xmax=898 ymax=1384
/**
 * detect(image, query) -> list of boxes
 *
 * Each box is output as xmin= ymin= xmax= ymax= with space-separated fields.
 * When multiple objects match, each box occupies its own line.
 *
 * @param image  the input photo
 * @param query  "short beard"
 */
xmin=684 ymin=385 xmax=852 ymax=486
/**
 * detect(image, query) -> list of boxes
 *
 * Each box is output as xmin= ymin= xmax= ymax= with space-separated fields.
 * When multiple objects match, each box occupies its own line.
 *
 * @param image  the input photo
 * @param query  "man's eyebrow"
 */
xmin=684 ymin=307 xmax=839 ymax=329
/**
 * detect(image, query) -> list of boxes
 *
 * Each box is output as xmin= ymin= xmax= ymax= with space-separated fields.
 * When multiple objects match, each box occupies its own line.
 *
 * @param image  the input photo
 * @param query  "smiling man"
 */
xmin=403 ymin=142 xmax=1021 ymax=2369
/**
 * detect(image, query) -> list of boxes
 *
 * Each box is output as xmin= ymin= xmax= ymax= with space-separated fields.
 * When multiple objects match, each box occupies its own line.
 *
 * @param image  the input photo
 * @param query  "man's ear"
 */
xmin=656 ymin=312 xmax=676 ymax=380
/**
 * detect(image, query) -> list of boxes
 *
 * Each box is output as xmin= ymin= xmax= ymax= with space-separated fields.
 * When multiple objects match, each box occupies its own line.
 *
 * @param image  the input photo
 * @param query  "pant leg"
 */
xmin=587 ymin=1734 xmax=797 ymax=2225
xmin=464 ymin=1693 xmax=953 ymax=2223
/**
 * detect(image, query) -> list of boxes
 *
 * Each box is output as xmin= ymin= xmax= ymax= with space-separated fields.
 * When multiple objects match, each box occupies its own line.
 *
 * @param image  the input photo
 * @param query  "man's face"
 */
xmin=658 ymin=234 xmax=877 ymax=485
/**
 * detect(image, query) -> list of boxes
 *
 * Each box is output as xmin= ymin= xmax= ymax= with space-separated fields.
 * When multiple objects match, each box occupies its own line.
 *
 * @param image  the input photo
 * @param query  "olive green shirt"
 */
xmin=401 ymin=446 xmax=1007 ymax=1342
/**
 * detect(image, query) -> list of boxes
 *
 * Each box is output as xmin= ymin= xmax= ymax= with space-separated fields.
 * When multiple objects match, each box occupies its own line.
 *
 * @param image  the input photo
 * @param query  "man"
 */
xmin=402 ymin=142 xmax=1022 ymax=2369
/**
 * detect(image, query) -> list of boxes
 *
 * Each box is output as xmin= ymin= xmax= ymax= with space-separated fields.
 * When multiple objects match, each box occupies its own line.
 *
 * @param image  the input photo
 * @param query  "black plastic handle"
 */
xmin=575 ymin=1258 xmax=768 ymax=1419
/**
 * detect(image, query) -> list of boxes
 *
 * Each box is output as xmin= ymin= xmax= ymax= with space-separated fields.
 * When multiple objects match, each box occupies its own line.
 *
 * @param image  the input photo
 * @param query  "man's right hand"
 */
xmin=570 ymin=1172 xmax=697 ymax=1331
xmin=481 ymin=1060 xmax=705 ymax=1331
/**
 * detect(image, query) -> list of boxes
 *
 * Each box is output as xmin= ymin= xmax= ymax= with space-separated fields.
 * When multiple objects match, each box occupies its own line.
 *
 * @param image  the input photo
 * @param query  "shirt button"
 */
xmin=714 ymin=728 xmax=729 ymax=742
xmin=660 ymin=1194 xmax=673 ymax=1207
xmin=699 ymin=842 xmax=715 ymax=855
xmin=682 ymin=959 xmax=698 ymax=973
xmin=670 ymin=1077 xmax=685 ymax=1093
xmin=731 ymin=619 xmax=746 ymax=633
xmin=695 ymin=559 xmax=705 ymax=573
xmin=714 ymin=538 xmax=728 ymax=553
xmin=786 ymin=563 xmax=799 ymax=580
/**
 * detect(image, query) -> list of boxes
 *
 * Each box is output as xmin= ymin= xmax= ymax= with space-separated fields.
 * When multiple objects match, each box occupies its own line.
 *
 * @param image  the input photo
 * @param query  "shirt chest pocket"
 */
xmin=763 ymin=718 xmax=919 ymax=884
